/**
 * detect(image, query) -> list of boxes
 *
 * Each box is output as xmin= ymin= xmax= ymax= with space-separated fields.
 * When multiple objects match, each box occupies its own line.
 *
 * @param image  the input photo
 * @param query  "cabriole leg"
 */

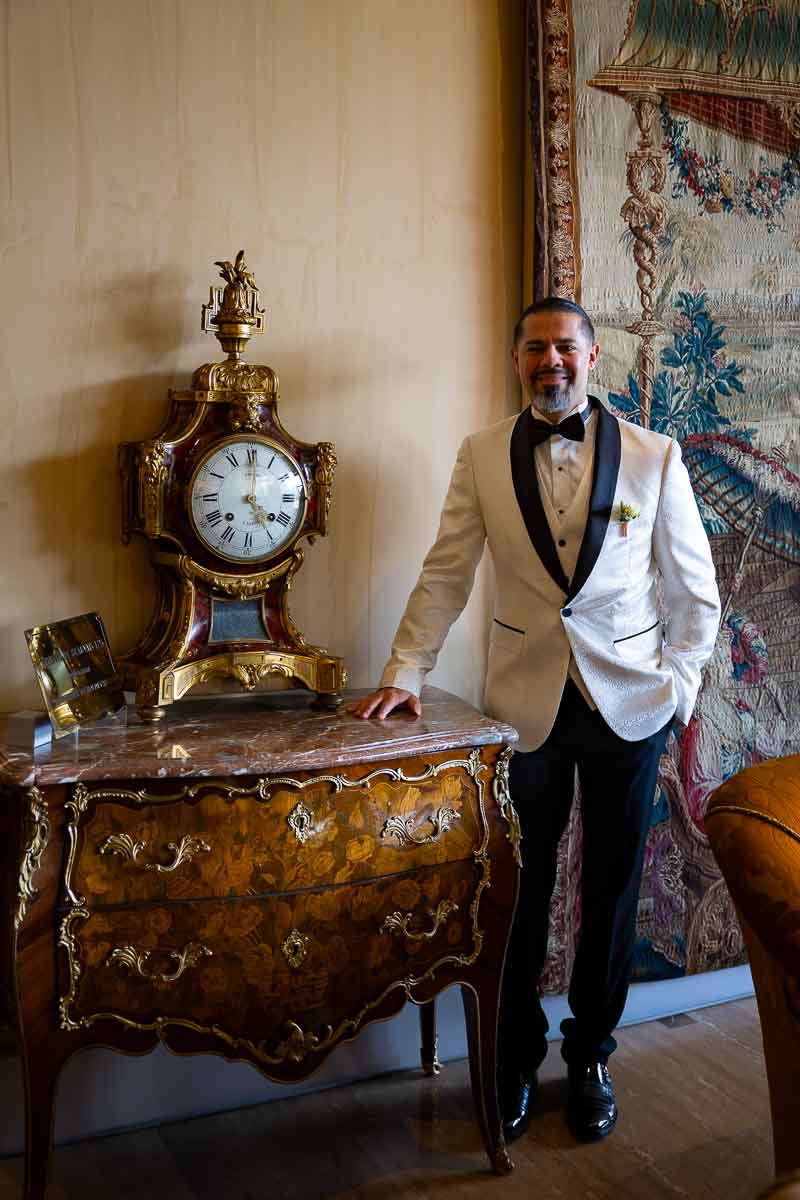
xmin=461 ymin=982 xmax=513 ymax=1175
xmin=419 ymin=999 xmax=441 ymax=1075
xmin=22 ymin=1050 xmax=63 ymax=1200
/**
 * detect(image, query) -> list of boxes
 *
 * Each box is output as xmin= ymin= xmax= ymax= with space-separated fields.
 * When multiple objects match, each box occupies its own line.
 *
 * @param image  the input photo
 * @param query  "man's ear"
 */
xmin=588 ymin=342 xmax=600 ymax=370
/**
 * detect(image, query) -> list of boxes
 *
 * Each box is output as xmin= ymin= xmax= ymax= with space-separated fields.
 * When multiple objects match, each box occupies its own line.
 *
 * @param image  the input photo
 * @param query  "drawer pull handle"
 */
xmin=105 ymin=942 xmax=212 ymax=986
xmin=381 ymin=805 xmax=460 ymax=847
xmin=380 ymin=899 xmax=458 ymax=942
xmin=281 ymin=928 xmax=310 ymax=969
xmin=98 ymin=833 xmax=211 ymax=874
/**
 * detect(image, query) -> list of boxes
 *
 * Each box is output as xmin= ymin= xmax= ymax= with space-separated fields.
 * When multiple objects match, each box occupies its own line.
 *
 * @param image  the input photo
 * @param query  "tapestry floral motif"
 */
xmin=661 ymin=103 xmax=800 ymax=231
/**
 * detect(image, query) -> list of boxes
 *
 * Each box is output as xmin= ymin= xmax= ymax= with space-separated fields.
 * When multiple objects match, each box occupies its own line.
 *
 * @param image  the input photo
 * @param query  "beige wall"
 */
xmin=0 ymin=0 xmax=523 ymax=714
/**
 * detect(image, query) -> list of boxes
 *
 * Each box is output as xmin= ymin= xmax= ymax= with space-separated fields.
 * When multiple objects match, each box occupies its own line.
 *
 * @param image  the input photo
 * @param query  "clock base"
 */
xmin=138 ymin=706 xmax=168 ymax=723
xmin=309 ymin=692 xmax=344 ymax=711
xmin=120 ymin=647 xmax=347 ymax=720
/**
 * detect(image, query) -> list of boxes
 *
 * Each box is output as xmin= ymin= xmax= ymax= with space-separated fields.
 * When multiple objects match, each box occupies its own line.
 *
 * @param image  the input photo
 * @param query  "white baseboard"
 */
xmin=541 ymin=964 xmax=755 ymax=1038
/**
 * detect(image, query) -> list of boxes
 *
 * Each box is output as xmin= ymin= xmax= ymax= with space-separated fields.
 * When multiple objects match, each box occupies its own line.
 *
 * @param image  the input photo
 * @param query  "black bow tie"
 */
xmin=529 ymin=410 xmax=586 ymax=446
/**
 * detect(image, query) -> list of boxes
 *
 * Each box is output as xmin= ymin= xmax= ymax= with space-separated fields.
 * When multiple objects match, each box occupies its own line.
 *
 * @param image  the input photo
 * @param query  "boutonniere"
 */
xmin=616 ymin=501 xmax=639 ymax=538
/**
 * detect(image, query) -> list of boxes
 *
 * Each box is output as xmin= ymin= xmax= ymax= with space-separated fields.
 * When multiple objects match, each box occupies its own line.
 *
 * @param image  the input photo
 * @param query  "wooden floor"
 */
xmin=0 ymin=998 xmax=773 ymax=1200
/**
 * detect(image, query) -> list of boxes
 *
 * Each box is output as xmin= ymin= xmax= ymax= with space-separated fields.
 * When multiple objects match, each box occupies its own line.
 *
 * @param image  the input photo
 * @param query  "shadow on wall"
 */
xmin=2 ymin=372 xmax=173 ymax=710
xmin=84 ymin=267 xmax=196 ymax=371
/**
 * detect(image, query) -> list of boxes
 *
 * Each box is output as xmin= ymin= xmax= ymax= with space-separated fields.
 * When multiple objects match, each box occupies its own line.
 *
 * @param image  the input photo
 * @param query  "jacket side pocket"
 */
xmin=613 ymin=620 xmax=661 ymax=664
xmin=491 ymin=619 xmax=526 ymax=655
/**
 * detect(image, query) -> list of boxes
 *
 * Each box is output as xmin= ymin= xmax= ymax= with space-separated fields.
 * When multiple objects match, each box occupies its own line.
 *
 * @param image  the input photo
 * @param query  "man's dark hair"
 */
xmin=513 ymin=297 xmax=596 ymax=346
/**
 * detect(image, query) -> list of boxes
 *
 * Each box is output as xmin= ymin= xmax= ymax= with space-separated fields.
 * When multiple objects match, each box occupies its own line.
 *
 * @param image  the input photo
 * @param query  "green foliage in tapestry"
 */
xmin=608 ymin=291 xmax=746 ymax=441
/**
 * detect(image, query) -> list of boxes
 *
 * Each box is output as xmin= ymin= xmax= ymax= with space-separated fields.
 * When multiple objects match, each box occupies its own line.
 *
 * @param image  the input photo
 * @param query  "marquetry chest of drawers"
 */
xmin=0 ymin=687 xmax=519 ymax=1199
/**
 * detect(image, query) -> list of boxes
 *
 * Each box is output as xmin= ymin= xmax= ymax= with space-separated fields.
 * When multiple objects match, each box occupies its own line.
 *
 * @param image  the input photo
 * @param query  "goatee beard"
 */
xmin=533 ymin=383 xmax=573 ymax=413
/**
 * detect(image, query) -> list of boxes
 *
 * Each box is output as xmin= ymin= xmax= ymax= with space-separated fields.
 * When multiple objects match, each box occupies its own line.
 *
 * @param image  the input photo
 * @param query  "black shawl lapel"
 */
xmin=567 ymin=400 xmax=621 ymax=602
xmin=510 ymin=407 xmax=570 ymax=595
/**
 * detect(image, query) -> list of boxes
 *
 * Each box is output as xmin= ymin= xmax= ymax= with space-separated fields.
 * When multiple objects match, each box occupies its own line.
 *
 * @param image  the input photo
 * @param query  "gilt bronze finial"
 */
xmin=201 ymin=249 xmax=266 ymax=361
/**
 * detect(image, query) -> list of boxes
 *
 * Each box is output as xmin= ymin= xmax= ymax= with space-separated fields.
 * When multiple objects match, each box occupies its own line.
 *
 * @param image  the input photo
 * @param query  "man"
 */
xmin=349 ymin=297 xmax=720 ymax=1144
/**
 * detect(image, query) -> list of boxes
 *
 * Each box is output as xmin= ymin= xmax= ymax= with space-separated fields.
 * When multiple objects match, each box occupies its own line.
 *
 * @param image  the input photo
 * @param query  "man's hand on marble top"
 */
xmin=346 ymin=687 xmax=422 ymax=720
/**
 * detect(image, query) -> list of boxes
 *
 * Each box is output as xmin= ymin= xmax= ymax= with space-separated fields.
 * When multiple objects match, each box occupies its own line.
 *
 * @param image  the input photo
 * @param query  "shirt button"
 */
xmin=558 ymin=538 xmax=566 ymax=547
xmin=557 ymin=466 xmax=564 ymax=472
xmin=562 ymin=607 xmax=572 ymax=617
xmin=558 ymin=509 xmax=564 ymax=515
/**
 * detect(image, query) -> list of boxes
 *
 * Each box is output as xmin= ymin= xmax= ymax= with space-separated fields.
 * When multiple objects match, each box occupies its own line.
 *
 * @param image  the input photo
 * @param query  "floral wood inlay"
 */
xmin=67 ymin=756 xmax=481 ymax=906
xmin=55 ymin=742 xmax=512 ymax=1066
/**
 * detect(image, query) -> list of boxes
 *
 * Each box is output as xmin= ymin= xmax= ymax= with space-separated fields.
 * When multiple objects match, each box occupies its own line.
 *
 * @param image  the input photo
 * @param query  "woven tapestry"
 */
xmin=527 ymin=0 xmax=800 ymax=989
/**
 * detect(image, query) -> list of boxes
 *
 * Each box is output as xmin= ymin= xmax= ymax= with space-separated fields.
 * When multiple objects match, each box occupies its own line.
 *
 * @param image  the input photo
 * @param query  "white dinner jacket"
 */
xmin=380 ymin=399 xmax=721 ymax=751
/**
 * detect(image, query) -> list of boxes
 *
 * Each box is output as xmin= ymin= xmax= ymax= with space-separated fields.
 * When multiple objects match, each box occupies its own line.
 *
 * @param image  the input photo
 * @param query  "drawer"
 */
xmin=66 ymin=753 xmax=486 ymax=907
xmin=59 ymin=858 xmax=484 ymax=1058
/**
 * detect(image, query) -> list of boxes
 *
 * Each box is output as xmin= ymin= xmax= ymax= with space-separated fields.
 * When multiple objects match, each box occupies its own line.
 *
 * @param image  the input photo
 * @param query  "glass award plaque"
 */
xmin=24 ymin=612 xmax=125 ymax=739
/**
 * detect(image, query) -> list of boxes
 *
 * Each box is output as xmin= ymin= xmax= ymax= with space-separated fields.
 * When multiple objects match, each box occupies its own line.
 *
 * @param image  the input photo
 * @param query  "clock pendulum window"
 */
xmin=117 ymin=251 xmax=346 ymax=720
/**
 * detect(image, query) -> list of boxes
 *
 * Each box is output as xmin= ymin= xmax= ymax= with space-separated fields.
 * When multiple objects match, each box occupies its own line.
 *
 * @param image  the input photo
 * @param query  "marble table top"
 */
xmin=0 ymin=687 xmax=517 ymax=788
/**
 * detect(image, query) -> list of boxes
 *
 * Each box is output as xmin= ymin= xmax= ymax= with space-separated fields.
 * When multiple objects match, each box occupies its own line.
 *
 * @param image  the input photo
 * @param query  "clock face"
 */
xmin=189 ymin=436 xmax=307 ymax=563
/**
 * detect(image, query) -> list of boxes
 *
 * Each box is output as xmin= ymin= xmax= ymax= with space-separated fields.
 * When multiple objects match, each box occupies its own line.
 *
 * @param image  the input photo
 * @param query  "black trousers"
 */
xmin=498 ymin=678 xmax=674 ymax=1073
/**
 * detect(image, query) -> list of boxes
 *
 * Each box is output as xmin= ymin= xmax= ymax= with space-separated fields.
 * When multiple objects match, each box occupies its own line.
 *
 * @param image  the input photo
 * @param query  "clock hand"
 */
xmin=243 ymin=495 xmax=276 ymax=528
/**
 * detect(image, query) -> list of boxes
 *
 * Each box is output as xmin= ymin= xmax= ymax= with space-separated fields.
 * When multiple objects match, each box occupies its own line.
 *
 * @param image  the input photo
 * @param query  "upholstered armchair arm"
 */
xmin=706 ymin=755 xmax=800 ymax=1176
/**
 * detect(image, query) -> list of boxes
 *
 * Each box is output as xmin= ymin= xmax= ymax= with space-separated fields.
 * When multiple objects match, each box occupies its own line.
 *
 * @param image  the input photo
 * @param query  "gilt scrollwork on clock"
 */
xmin=16 ymin=786 xmax=51 ymax=930
xmin=137 ymin=439 xmax=168 ymax=538
xmin=280 ymin=547 xmax=312 ymax=651
xmin=281 ymin=928 xmax=310 ymax=969
xmin=381 ymin=805 xmax=460 ymax=847
xmin=136 ymin=675 xmax=160 ymax=707
xmin=98 ymin=833 xmax=212 ymax=874
xmin=314 ymin=442 xmax=337 ymax=536
xmin=229 ymin=394 xmax=267 ymax=432
xmin=208 ymin=363 xmax=277 ymax=393
xmin=235 ymin=662 xmax=293 ymax=690
xmin=165 ymin=550 xmax=294 ymax=599
xmin=380 ymin=900 xmax=459 ymax=943
xmin=105 ymin=942 xmax=212 ymax=987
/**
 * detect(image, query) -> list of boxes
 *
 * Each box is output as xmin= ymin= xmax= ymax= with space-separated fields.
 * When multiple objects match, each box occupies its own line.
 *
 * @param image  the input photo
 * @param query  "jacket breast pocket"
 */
xmin=613 ymin=619 xmax=661 ymax=665
xmin=491 ymin=619 xmax=525 ymax=656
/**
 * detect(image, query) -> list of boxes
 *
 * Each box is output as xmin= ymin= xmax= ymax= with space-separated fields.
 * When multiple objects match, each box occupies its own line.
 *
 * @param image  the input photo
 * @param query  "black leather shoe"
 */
xmin=566 ymin=1062 xmax=618 ymax=1141
xmin=498 ymin=1069 xmax=538 ymax=1143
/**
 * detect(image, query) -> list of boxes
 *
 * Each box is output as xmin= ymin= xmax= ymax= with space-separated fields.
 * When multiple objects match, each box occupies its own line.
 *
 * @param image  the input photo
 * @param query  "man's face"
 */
xmin=512 ymin=310 xmax=600 ymax=419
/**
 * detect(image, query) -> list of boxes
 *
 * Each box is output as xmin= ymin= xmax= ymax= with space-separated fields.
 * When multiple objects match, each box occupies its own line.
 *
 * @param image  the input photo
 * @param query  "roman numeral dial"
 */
xmin=189 ymin=436 xmax=307 ymax=563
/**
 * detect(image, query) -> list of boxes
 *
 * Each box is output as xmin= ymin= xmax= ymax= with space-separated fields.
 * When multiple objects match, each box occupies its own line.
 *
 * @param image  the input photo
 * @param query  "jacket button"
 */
xmin=562 ymin=607 xmax=572 ymax=617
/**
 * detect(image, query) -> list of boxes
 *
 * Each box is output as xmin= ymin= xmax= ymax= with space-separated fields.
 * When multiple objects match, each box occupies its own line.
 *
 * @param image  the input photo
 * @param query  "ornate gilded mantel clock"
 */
xmin=118 ymin=252 xmax=346 ymax=720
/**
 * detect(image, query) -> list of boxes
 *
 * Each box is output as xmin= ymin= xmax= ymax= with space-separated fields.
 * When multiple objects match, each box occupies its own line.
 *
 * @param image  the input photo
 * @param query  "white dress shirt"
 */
xmin=530 ymin=397 xmax=596 ymax=512
xmin=531 ymin=398 xmax=598 ymax=708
